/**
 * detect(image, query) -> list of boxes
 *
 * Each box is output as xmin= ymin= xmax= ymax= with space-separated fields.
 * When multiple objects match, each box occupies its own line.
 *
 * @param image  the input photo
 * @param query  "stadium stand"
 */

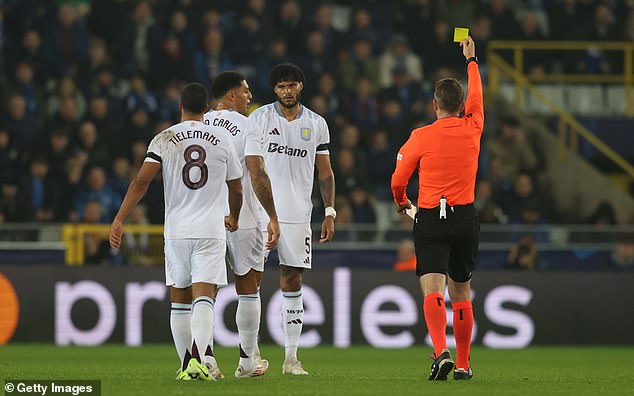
xmin=0 ymin=0 xmax=632 ymax=269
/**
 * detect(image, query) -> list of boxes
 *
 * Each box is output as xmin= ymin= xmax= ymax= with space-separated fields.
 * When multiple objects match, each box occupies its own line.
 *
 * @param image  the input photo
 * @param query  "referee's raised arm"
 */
xmin=463 ymin=36 xmax=484 ymax=131
xmin=390 ymin=36 xmax=483 ymax=382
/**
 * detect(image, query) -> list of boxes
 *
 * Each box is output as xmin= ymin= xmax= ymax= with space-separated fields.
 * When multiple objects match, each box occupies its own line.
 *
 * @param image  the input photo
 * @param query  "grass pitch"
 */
xmin=1 ymin=345 xmax=633 ymax=395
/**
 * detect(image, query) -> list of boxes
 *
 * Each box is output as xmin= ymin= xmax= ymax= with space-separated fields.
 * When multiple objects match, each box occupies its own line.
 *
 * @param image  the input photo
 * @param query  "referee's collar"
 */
xmin=274 ymin=102 xmax=303 ymax=120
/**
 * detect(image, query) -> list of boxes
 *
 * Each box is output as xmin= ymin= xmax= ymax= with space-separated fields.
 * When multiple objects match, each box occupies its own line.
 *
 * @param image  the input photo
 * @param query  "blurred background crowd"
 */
xmin=0 ymin=0 xmax=633 ymax=241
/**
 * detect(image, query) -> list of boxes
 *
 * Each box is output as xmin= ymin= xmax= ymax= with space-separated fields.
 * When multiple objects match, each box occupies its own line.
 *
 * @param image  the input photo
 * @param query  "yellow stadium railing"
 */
xmin=487 ymin=41 xmax=634 ymax=179
xmin=63 ymin=224 xmax=165 ymax=266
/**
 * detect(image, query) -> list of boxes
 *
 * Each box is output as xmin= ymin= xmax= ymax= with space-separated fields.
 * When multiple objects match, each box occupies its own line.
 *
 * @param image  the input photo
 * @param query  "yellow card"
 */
xmin=453 ymin=27 xmax=469 ymax=42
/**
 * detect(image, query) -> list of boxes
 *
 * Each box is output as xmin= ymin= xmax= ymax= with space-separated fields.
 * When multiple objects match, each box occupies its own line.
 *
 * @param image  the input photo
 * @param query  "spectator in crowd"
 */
xmin=46 ymin=76 xmax=86 ymax=121
xmin=12 ymin=29 xmax=46 ymax=82
xmin=379 ymin=98 xmax=410 ymax=146
xmin=0 ymin=129 xmax=19 ymax=188
xmin=605 ymin=234 xmax=634 ymax=270
xmin=75 ymin=120 xmax=110 ymax=169
xmin=310 ymin=4 xmax=342 ymax=55
xmin=227 ymin=11 xmax=269 ymax=69
xmin=422 ymin=20 xmax=461 ymax=76
xmin=314 ymin=72 xmax=342 ymax=123
xmin=345 ymin=76 xmax=380 ymax=130
xmin=123 ymin=204 xmax=153 ymax=267
xmin=505 ymin=234 xmax=539 ymax=270
xmin=487 ymin=116 xmax=538 ymax=182
xmin=349 ymin=186 xmax=376 ymax=229
xmin=153 ymin=34 xmax=196 ymax=90
xmin=73 ymin=165 xmax=121 ymax=223
xmin=44 ymin=3 xmax=89 ymax=77
xmin=10 ymin=61 xmax=43 ymax=119
xmin=338 ymin=36 xmax=380 ymax=94
xmin=486 ymin=0 xmax=518 ymax=40
xmin=5 ymin=93 xmax=41 ymax=153
xmin=81 ymin=200 xmax=115 ymax=265
xmin=393 ymin=239 xmax=416 ymax=272
xmin=108 ymin=157 xmax=132 ymax=199
xmin=16 ymin=156 xmax=60 ymax=222
xmin=380 ymin=65 xmax=424 ymax=120
xmin=297 ymin=31 xmax=333 ymax=94
xmin=366 ymin=130 xmax=396 ymax=202
xmin=116 ymin=0 xmax=162 ymax=76
xmin=0 ymin=183 xmax=19 ymax=223
xmin=517 ymin=11 xmax=548 ymax=77
xmin=334 ymin=148 xmax=369 ymax=198
xmin=77 ymin=36 xmax=113 ymax=93
xmin=379 ymin=34 xmax=422 ymax=89
xmin=124 ymin=74 xmax=158 ymax=118
xmin=255 ymin=37 xmax=291 ymax=100
xmin=194 ymin=28 xmax=234 ymax=88
xmin=274 ymin=0 xmax=304 ymax=55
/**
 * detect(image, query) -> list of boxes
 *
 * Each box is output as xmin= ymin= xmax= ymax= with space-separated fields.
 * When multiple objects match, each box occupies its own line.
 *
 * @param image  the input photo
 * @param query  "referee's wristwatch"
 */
xmin=325 ymin=206 xmax=337 ymax=219
xmin=466 ymin=56 xmax=478 ymax=65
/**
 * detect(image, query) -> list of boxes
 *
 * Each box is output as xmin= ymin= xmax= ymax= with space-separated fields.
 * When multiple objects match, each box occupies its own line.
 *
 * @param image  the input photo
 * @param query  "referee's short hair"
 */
xmin=434 ymin=78 xmax=465 ymax=114
xmin=269 ymin=63 xmax=305 ymax=86
xmin=211 ymin=71 xmax=245 ymax=99
xmin=180 ymin=82 xmax=209 ymax=114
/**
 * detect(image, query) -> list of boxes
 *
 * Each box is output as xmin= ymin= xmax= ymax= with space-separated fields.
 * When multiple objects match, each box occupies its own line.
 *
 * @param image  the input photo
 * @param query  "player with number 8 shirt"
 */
xmin=109 ymin=82 xmax=242 ymax=381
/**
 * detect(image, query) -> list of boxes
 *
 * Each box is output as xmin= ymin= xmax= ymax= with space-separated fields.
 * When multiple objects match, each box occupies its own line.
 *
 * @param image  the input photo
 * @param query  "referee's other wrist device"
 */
xmin=466 ymin=56 xmax=478 ymax=65
xmin=325 ymin=206 xmax=337 ymax=220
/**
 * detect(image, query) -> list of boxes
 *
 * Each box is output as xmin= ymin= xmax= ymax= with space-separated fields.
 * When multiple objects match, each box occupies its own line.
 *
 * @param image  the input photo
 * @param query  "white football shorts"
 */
xmin=164 ymin=238 xmax=227 ymax=288
xmin=272 ymin=222 xmax=312 ymax=269
xmin=226 ymin=227 xmax=265 ymax=276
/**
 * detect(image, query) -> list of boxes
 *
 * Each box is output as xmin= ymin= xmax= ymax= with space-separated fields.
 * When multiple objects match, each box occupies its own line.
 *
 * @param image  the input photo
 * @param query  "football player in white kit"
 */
xmin=205 ymin=71 xmax=280 ymax=378
xmin=109 ymin=82 xmax=243 ymax=382
xmin=249 ymin=63 xmax=336 ymax=375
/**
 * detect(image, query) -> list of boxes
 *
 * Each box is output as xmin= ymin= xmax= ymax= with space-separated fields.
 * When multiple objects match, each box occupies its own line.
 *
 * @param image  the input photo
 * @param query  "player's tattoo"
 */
xmin=318 ymin=175 xmax=335 ymax=208
xmin=251 ymin=165 xmax=278 ymax=218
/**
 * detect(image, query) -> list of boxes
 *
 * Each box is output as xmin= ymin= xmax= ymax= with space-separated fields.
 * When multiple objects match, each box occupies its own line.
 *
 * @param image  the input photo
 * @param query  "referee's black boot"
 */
xmin=428 ymin=349 xmax=454 ymax=381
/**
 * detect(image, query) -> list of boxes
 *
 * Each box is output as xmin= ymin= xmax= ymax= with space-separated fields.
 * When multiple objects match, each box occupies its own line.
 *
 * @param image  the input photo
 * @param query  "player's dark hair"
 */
xmin=433 ymin=78 xmax=465 ymax=114
xmin=211 ymin=71 xmax=245 ymax=99
xmin=180 ymin=82 xmax=209 ymax=114
xmin=268 ymin=63 xmax=305 ymax=86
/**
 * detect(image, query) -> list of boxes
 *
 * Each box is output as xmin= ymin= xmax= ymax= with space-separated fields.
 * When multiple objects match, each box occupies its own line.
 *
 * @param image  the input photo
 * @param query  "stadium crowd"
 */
xmin=0 ymin=0 xmax=632 ymax=233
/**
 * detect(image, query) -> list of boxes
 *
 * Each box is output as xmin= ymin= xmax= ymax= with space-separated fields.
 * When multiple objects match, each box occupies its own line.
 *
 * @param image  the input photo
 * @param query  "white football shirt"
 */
xmin=249 ymin=103 xmax=330 ymax=223
xmin=146 ymin=120 xmax=242 ymax=239
xmin=204 ymin=109 xmax=263 ymax=229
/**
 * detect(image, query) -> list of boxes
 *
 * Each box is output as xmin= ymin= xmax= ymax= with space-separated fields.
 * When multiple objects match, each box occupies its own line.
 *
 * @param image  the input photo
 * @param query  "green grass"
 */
xmin=1 ymin=345 xmax=633 ymax=395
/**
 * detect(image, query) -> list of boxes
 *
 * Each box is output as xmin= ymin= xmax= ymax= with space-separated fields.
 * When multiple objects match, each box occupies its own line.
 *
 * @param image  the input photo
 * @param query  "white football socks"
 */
xmin=282 ymin=290 xmax=303 ymax=362
xmin=191 ymin=296 xmax=215 ymax=363
xmin=236 ymin=292 xmax=261 ymax=370
xmin=170 ymin=302 xmax=191 ymax=367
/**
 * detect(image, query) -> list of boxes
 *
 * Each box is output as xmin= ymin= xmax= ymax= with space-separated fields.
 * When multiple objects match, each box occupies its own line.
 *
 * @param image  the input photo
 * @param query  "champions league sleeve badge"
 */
xmin=301 ymin=127 xmax=311 ymax=141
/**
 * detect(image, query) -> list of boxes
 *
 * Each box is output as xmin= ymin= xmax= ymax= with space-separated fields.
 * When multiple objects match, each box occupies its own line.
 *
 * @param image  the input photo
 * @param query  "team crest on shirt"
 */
xmin=300 ymin=128 xmax=311 ymax=141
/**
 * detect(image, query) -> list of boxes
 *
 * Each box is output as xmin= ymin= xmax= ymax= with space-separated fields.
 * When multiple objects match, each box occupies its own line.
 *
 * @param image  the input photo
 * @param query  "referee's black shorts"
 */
xmin=413 ymin=203 xmax=479 ymax=282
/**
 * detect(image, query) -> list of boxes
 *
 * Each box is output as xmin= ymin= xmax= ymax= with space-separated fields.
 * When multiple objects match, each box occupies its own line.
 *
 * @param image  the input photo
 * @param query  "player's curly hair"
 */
xmin=268 ymin=63 xmax=305 ymax=87
xmin=211 ymin=71 xmax=246 ymax=99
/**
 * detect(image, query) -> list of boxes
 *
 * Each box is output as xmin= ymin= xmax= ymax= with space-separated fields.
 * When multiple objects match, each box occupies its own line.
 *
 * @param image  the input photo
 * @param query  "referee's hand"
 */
xmin=396 ymin=200 xmax=412 ymax=215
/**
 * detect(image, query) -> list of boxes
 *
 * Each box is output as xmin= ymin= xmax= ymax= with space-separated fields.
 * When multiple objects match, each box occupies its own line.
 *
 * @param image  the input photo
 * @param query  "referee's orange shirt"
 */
xmin=391 ymin=62 xmax=484 ymax=209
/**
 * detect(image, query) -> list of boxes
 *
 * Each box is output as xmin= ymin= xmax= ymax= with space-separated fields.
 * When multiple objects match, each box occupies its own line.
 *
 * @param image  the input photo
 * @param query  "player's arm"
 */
xmin=225 ymin=178 xmax=243 ymax=232
xmin=109 ymin=161 xmax=160 ymax=248
xmin=316 ymin=153 xmax=335 ymax=243
xmin=391 ymin=132 xmax=421 ymax=213
xmin=246 ymin=155 xmax=280 ymax=248
xmin=462 ymin=36 xmax=484 ymax=130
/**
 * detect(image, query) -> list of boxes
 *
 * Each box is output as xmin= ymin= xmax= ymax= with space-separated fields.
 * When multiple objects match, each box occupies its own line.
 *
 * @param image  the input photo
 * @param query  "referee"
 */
xmin=391 ymin=36 xmax=482 ymax=382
